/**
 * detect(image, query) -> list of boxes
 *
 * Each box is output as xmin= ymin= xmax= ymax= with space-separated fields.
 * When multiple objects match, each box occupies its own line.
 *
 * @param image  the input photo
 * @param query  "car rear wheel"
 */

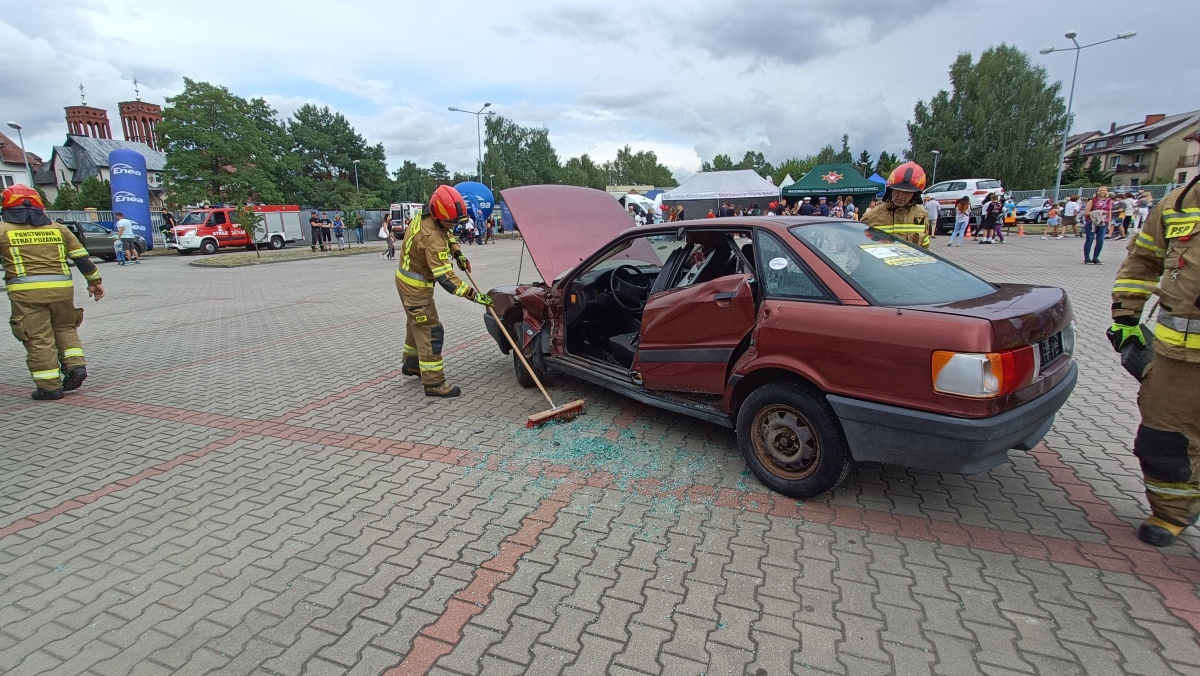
xmin=200 ymin=240 xmax=218 ymax=255
xmin=736 ymin=382 xmax=852 ymax=499
xmin=270 ymin=236 xmax=284 ymax=250
xmin=100 ymin=253 xmax=116 ymax=262
xmin=177 ymin=249 xmax=193 ymax=256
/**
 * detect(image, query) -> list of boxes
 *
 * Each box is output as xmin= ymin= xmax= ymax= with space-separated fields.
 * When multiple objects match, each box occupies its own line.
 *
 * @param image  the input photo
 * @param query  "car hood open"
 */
xmin=501 ymin=185 xmax=636 ymax=283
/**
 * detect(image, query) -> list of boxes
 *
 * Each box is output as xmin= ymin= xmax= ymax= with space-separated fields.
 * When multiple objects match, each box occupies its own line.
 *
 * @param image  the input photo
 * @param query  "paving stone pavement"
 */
xmin=2 ymin=231 xmax=1199 ymax=675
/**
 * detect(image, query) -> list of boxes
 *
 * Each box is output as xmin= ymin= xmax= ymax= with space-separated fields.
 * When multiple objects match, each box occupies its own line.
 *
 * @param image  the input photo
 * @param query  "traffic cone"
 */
xmin=1017 ymin=221 xmax=1025 ymax=236
xmin=965 ymin=225 xmax=973 ymax=239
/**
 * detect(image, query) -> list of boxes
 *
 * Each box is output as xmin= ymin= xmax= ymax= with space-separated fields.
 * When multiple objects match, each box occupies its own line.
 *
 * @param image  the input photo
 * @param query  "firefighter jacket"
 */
xmin=397 ymin=215 xmax=477 ymax=300
xmin=1 ymin=221 xmax=101 ymax=301
xmin=861 ymin=201 xmax=931 ymax=247
xmin=1113 ymin=182 xmax=1200 ymax=363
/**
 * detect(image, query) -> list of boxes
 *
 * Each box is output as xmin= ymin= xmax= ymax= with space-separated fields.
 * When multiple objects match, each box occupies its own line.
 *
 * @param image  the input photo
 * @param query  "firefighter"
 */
xmin=1108 ymin=174 xmax=1200 ymax=547
xmin=396 ymin=185 xmax=491 ymax=397
xmin=1 ymin=185 xmax=104 ymax=400
xmin=861 ymin=162 xmax=932 ymax=247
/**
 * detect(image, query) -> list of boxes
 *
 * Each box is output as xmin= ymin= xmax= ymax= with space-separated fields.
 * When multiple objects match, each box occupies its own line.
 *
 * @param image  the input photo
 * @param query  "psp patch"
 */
xmin=7 ymin=229 xmax=64 ymax=246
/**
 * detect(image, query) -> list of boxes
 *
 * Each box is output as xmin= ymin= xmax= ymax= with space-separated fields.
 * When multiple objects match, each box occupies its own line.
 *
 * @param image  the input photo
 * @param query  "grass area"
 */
xmin=187 ymin=244 xmax=385 ymax=267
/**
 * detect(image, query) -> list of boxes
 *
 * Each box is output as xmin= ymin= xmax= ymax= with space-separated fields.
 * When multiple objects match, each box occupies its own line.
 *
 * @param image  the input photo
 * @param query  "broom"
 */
xmin=462 ymin=267 xmax=585 ymax=428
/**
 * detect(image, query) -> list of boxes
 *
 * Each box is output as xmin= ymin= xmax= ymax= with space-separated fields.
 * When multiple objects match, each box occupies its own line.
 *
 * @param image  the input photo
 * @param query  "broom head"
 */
xmin=526 ymin=399 xmax=586 ymax=428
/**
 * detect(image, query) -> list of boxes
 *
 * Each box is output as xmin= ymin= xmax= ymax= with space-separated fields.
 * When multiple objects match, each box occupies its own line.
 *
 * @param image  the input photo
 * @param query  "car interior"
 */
xmin=562 ymin=229 xmax=756 ymax=369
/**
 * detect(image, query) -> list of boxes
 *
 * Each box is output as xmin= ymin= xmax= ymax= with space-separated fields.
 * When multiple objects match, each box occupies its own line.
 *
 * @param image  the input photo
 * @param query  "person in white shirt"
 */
xmin=923 ymin=195 xmax=942 ymax=238
xmin=1062 ymin=196 xmax=1081 ymax=237
xmin=114 ymin=212 xmax=141 ymax=263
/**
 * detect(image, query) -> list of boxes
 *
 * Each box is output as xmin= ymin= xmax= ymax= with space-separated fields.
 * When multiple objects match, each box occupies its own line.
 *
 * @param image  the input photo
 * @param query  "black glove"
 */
xmin=1107 ymin=321 xmax=1144 ymax=352
xmin=1118 ymin=324 xmax=1154 ymax=382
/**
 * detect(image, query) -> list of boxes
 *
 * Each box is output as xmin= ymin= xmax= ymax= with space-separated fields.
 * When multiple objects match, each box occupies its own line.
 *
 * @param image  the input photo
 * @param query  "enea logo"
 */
xmin=111 ymin=163 xmax=143 ymax=177
xmin=113 ymin=191 xmax=145 ymax=204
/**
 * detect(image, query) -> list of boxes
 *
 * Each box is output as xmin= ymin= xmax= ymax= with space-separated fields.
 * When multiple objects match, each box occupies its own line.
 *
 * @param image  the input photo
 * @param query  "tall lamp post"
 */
xmin=448 ymin=103 xmax=496 ymax=184
xmin=6 ymin=122 xmax=33 ymax=186
xmin=930 ymin=150 xmax=941 ymax=187
xmin=351 ymin=159 xmax=360 ymax=193
xmin=1041 ymin=31 xmax=1136 ymax=201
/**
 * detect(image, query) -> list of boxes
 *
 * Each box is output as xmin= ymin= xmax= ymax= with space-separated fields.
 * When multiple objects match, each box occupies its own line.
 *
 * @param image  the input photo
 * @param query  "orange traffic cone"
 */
xmin=965 ymin=225 xmax=973 ymax=239
xmin=1017 ymin=220 xmax=1025 ymax=236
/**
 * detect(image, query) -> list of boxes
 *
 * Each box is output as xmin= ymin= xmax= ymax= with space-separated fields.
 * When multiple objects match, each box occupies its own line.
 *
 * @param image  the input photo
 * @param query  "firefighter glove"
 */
xmin=1107 ymin=321 xmax=1144 ymax=353
xmin=455 ymin=253 xmax=471 ymax=273
xmin=474 ymin=292 xmax=493 ymax=307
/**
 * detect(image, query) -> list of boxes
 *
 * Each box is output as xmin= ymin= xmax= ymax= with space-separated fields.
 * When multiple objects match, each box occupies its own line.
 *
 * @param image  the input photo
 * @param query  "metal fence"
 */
xmin=45 ymin=210 xmax=176 ymax=247
xmin=1008 ymin=183 xmax=1183 ymax=203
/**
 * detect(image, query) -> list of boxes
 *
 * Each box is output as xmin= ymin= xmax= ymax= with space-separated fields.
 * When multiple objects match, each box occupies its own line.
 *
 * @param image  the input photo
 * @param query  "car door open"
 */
xmin=634 ymin=272 xmax=757 ymax=394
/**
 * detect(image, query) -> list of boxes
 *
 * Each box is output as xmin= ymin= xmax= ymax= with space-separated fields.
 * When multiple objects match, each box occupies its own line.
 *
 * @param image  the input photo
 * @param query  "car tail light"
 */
xmin=972 ymin=190 xmax=988 ymax=196
xmin=932 ymin=347 xmax=1037 ymax=398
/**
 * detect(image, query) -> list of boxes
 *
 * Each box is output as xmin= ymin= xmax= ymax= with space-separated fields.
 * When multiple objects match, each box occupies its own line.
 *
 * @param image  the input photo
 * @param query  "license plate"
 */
xmin=1038 ymin=333 xmax=1063 ymax=369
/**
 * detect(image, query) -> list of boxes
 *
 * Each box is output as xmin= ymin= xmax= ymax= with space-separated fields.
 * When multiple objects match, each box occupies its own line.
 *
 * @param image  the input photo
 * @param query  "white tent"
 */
xmin=663 ymin=169 xmax=780 ymax=217
xmin=780 ymin=173 xmax=795 ymax=188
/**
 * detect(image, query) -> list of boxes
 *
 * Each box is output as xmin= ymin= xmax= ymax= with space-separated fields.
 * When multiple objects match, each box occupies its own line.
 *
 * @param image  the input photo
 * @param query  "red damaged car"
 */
xmin=484 ymin=186 xmax=1077 ymax=498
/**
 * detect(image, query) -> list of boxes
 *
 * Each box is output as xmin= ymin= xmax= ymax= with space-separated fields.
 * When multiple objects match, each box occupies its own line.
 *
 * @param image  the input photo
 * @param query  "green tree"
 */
xmin=430 ymin=162 xmax=451 ymax=186
xmin=835 ymin=135 xmax=853 ymax=164
xmin=701 ymin=153 xmax=736 ymax=172
xmin=562 ymin=153 xmax=607 ymax=189
xmin=1060 ymin=147 xmax=1085 ymax=185
xmin=52 ymin=183 xmax=80 ymax=210
xmin=606 ymin=146 xmax=677 ymax=186
xmin=286 ymin=104 xmax=389 ymax=208
xmin=482 ymin=115 xmax=561 ymax=189
xmin=157 ymin=78 xmax=286 ymax=206
xmin=874 ymin=151 xmax=900 ymax=177
xmin=855 ymin=150 xmax=874 ymax=178
xmin=393 ymin=160 xmax=435 ymax=202
xmin=77 ymin=177 xmax=112 ymax=209
xmin=1083 ymin=156 xmax=1113 ymax=186
xmin=906 ymin=44 xmax=1068 ymax=190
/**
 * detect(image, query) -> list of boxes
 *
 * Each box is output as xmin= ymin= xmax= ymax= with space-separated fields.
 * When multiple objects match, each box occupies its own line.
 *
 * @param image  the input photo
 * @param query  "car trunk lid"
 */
xmin=500 ymin=185 xmax=637 ymax=283
xmin=901 ymin=284 xmax=1070 ymax=350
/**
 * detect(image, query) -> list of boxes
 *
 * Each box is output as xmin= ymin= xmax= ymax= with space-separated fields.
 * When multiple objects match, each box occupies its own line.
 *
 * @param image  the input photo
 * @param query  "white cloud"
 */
xmin=3 ymin=0 xmax=1197 ymax=182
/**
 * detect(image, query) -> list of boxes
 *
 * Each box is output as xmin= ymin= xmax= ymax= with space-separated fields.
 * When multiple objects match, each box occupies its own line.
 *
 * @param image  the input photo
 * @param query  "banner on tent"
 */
xmin=665 ymin=190 xmax=779 ymax=200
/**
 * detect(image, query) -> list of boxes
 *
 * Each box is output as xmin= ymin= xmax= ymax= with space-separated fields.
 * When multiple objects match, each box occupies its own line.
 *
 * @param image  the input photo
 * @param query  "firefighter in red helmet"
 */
xmin=1 ymin=185 xmax=104 ymax=400
xmin=861 ymin=162 xmax=932 ymax=247
xmin=395 ymin=185 xmax=491 ymax=397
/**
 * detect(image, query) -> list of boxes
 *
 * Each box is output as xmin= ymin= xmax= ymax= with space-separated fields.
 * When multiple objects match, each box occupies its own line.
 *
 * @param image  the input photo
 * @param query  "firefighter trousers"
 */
xmin=395 ymin=279 xmax=448 ymax=387
xmin=1134 ymin=354 xmax=1200 ymax=527
xmin=8 ymin=292 xmax=86 ymax=392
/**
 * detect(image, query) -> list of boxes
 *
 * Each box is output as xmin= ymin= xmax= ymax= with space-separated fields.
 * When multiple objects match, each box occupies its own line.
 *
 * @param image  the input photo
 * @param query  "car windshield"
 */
xmin=179 ymin=211 xmax=208 ymax=226
xmin=976 ymin=180 xmax=1002 ymax=190
xmin=1018 ymin=198 xmax=1044 ymax=207
xmin=587 ymin=234 xmax=687 ymax=273
xmin=791 ymin=222 xmax=996 ymax=306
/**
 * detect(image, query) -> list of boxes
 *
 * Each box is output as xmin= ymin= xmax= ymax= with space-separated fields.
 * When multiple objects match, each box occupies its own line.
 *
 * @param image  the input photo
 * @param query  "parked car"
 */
xmin=483 ymin=186 xmax=1077 ymax=499
xmin=1016 ymin=198 xmax=1053 ymax=223
xmin=923 ymin=178 xmax=1004 ymax=234
xmin=57 ymin=220 xmax=143 ymax=262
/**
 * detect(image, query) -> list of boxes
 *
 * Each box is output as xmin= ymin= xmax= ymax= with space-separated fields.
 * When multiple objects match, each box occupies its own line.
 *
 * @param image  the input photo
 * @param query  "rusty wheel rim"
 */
xmin=751 ymin=404 xmax=820 ymax=480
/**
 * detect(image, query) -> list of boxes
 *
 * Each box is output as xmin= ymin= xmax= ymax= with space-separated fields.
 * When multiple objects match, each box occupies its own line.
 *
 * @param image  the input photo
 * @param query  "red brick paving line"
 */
xmin=386 ymin=483 xmax=577 ymax=675
xmin=270 ymin=333 xmax=493 ymax=424
xmin=1028 ymin=443 xmax=1200 ymax=634
xmin=4 ymin=381 xmax=1200 ymax=639
xmin=603 ymin=402 xmax=644 ymax=441
xmin=0 ymin=432 xmax=249 ymax=540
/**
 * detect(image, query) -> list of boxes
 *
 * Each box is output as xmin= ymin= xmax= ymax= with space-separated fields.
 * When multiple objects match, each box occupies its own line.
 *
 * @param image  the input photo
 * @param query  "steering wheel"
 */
xmin=610 ymin=265 xmax=651 ymax=311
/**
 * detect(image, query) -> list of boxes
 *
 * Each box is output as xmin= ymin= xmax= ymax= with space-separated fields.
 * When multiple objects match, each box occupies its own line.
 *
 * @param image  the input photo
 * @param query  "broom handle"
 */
xmin=462 ymin=267 xmax=559 ymax=410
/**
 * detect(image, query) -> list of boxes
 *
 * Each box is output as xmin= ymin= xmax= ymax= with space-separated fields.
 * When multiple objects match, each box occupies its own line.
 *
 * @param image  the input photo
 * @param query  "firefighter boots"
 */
xmin=62 ymin=365 xmax=87 ymax=391
xmin=424 ymin=382 xmax=461 ymax=398
xmin=31 ymin=388 xmax=64 ymax=401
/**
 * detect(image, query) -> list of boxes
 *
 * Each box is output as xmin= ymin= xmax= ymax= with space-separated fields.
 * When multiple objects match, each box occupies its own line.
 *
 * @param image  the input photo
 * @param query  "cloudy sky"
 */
xmin=4 ymin=0 xmax=1198 ymax=182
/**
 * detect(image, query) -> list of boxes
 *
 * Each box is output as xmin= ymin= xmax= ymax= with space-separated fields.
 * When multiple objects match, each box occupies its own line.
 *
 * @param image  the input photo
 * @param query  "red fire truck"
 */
xmin=167 ymin=205 xmax=304 ymax=255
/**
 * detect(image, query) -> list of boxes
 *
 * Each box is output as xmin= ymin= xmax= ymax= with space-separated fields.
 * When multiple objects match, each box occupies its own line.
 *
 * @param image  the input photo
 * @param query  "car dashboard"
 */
xmin=564 ymin=265 xmax=662 ymax=326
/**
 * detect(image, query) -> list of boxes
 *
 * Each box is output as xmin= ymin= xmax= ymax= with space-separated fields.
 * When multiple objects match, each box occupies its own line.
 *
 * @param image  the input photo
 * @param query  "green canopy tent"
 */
xmin=781 ymin=163 xmax=881 ymax=214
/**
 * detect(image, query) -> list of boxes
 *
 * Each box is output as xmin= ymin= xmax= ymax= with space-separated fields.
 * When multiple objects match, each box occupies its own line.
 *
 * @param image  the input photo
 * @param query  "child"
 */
xmin=114 ymin=239 xmax=127 ymax=266
xmin=948 ymin=196 xmax=970 ymax=246
xmin=1043 ymin=203 xmax=1061 ymax=239
xmin=333 ymin=215 xmax=346 ymax=251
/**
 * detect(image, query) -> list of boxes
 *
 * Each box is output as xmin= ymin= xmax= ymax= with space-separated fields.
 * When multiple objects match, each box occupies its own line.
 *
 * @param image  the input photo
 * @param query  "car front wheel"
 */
xmin=736 ymin=382 xmax=852 ymax=499
xmin=513 ymin=321 xmax=552 ymax=388
xmin=200 ymin=240 xmax=218 ymax=255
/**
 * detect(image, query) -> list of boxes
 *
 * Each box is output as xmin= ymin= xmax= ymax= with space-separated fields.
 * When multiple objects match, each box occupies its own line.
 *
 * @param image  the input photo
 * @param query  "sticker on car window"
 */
xmin=768 ymin=257 xmax=789 ymax=270
xmin=859 ymin=244 xmax=936 ymax=266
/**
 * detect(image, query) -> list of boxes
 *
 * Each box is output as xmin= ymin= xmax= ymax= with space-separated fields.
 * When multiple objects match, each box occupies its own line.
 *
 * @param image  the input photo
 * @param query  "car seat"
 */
xmin=607 ymin=332 xmax=639 ymax=368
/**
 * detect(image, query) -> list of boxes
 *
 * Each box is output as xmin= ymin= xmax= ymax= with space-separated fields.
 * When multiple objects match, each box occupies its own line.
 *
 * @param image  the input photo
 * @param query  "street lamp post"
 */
xmin=930 ymin=150 xmax=941 ymax=187
xmin=352 ymin=159 xmax=360 ymax=193
xmin=6 ymin=122 xmax=33 ymax=186
xmin=1041 ymin=31 xmax=1136 ymax=201
xmin=448 ymin=103 xmax=496 ymax=184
